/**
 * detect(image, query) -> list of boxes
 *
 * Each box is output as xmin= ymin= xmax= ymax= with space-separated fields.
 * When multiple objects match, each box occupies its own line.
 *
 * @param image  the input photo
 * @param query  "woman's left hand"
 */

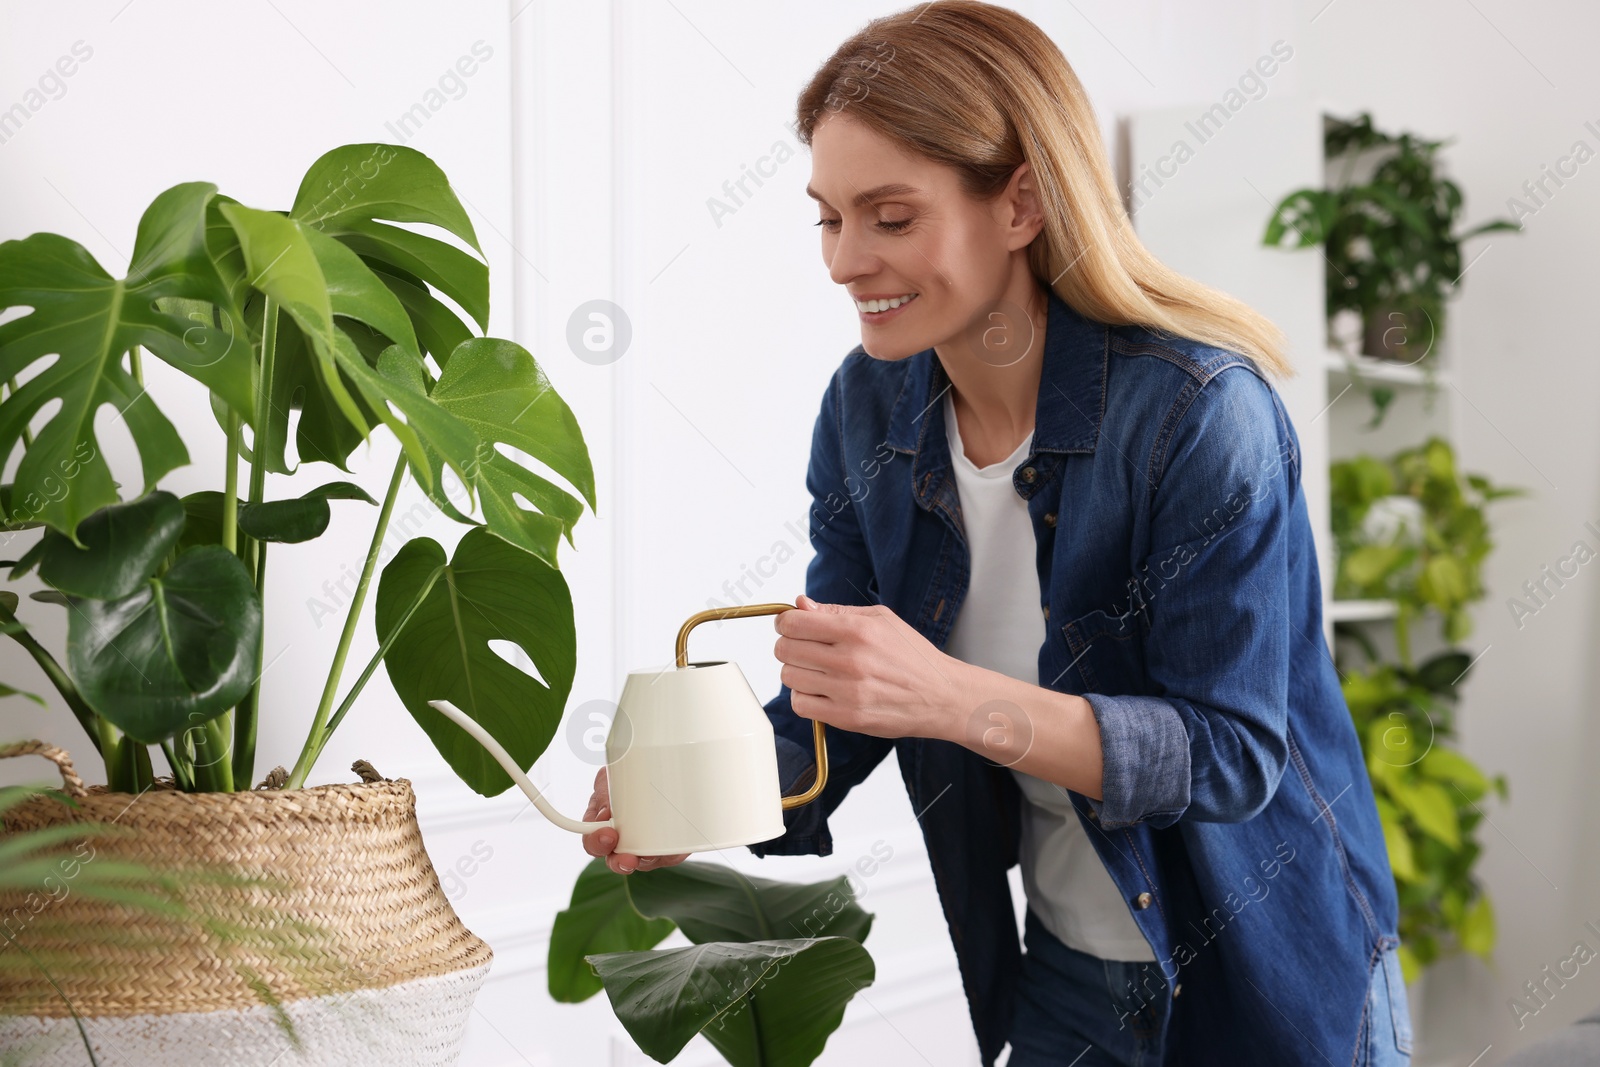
xmin=773 ymin=594 xmax=968 ymax=741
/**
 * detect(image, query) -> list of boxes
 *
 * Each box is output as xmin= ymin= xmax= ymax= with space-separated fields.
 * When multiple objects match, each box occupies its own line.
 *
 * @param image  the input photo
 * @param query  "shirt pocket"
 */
xmin=1059 ymin=606 xmax=1145 ymax=694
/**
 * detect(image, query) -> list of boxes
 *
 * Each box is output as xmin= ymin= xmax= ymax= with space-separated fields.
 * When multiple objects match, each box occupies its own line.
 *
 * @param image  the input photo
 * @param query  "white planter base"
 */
xmin=0 ymin=960 xmax=492 ymax=1067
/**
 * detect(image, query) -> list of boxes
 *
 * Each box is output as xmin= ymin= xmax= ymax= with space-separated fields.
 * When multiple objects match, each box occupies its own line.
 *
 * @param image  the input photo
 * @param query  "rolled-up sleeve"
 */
xmin=748 ymin=363 xmax=894 ymax=858
xmin=1083 ymin=364 xmax=1297 ymax=830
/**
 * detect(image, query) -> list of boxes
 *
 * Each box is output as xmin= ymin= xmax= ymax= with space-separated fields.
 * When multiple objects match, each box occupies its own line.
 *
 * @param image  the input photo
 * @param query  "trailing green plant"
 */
xmin=1330 ymin=435 xmax=1525 ymax=665
xmin=1335 ymin=645 xmax=1506 ymax=983
xmin=1262 ymin=111 xmax=1519 ymax=368
xmin=548 ymin=858 xmax=875 ymax=1066
xmin=0 ymin=143 xmax=595 ymax=797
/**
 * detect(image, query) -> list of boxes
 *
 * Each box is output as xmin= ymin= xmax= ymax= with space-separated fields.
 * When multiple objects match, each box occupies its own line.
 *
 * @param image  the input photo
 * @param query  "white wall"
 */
xmin=2 ymin=2 xmax=1595 ymax=1065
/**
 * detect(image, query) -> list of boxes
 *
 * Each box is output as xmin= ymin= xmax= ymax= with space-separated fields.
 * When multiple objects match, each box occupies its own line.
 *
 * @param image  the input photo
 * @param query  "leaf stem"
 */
xmin=222 ymin=411 xmax=240 ymax=556
xmin=307 ymin=564 xmax=445 ymax=771
xmin=192 ymin=716 xmax=234 ymax=792
xmin=0 ymin=603 xmax=104 ymax=758
xmin=285 ymin=454 xmax=407 ymax=790
xmin=161 ymin=739 xmax=195 ymax=791
xmin=232 ymin=298 xmax=280 ymax=790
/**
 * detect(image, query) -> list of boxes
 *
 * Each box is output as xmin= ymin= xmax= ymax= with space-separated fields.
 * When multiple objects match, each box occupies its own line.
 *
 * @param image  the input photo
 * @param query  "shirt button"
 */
xmin=1020 ymin=467 xmax=1037 ymax=483
xmin=1041 ymin=604 xmax=1050 ymax=620
xmin=1043 ymin=511 xmax=1057 ymax=527
xmin=1135 ymin=892 xmax=1153 ymax=909
xmin=1173 ymin=983 xmax=1182 ymax=998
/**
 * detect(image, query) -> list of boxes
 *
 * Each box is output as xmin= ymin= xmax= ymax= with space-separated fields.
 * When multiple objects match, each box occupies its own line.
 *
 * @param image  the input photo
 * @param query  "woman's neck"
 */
xmin=936 ymin=284 xmax=1049 ymax=468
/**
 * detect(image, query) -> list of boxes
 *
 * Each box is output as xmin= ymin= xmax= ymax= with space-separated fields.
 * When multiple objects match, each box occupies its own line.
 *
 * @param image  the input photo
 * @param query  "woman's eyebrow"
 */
xmin=805 ymin=182 xmax=923 ymax=207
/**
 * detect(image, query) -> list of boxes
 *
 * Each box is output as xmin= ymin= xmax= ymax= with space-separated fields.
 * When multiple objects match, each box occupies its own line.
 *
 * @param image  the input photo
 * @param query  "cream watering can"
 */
xmin=427 ymin=603 xmax=828 ymax=856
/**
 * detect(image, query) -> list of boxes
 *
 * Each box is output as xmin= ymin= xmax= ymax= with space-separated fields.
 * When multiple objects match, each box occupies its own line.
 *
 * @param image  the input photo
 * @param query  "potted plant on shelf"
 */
xmin=1261 ymin=111 xmax=1519 ymax=380
xmin=0 ymin=142 xmax=597 ymax=1065
xmin=1329 ymin=436 xmax=1524 ymax=990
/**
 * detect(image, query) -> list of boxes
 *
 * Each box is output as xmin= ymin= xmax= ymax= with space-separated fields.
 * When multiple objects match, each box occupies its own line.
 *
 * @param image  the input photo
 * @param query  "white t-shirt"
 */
xmin=941 ymin=390 xmax=1156 ymax=963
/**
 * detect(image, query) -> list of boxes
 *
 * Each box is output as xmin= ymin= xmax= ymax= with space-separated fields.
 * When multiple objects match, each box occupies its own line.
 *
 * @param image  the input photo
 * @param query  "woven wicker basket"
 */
xmin=0 ymin=740 xmax=493 ymax=1066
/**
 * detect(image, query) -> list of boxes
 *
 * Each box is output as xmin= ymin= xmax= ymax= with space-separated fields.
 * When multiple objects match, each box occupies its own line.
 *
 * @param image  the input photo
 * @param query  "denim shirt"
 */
xmin=747 ymin=287 xmax=1405 ymax=1066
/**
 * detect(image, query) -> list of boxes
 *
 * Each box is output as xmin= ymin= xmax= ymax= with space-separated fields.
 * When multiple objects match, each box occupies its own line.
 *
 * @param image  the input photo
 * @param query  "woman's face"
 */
xmin=807 ymin=111 xmax=1042 ymax=362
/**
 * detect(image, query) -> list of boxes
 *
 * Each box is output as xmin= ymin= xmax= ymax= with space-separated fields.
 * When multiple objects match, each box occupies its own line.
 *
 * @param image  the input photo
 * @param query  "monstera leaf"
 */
xmin=383 ymin=338 xmax=595 ymax=568
xmin=549 ymin=859 xmax=874 ymax=1005
xmin=290 ymin=143 xmax=488 ymax=336
xmin=66 ymin=545 xmax=262 ymax=743
xmin=375 ymin=526 xmax=575 ymax=796
xmin=13 ymin=491 xmax=186 ymax=599
xmin=548 ymin=859 xmax=677 ymax=1003
xmin=0 ymin=183 xmax=254 ymax=536
xmin=220 ymin=201 xmax=481 ymax=489
xmin=589 ymin=938 xmax=875 ymax=1067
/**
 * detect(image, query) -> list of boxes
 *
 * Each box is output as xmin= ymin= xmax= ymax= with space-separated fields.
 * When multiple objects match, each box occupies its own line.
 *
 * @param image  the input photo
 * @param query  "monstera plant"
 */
xmin=0 ymin=143 xmax=594 ymax=796
xmin=548 ymin=859 xmax=876 ymax=1066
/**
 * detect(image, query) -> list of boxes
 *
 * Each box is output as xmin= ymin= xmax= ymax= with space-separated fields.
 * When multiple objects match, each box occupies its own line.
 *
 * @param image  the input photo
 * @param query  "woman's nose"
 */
xmin=828 ymin=220 xmax=876 ymax=287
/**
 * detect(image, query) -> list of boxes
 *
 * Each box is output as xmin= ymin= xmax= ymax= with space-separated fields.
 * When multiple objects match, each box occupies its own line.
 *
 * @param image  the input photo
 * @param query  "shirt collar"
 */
xmin=885 ymin=285 xmax=1109 ymax=460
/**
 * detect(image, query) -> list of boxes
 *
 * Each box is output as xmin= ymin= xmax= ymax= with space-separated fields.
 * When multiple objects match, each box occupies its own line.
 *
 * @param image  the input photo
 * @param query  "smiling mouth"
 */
xmin=855 ymin=293 xmax=919 ymax=317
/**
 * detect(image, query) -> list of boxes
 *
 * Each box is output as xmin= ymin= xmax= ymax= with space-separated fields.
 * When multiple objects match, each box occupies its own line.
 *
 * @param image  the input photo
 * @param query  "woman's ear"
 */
xmin=1002 ymin=161 xmax=1046 ymax=250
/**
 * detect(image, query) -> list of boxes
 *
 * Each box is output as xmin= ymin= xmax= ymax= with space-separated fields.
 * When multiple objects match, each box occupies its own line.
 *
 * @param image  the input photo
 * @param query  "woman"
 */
xmin=582 ymin=3 xmax=1410 ymax=1065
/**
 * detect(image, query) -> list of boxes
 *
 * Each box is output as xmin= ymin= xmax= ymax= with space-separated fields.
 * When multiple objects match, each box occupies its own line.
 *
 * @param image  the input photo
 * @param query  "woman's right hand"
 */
xmin=581 ymin=766 xmax=691 ymax=875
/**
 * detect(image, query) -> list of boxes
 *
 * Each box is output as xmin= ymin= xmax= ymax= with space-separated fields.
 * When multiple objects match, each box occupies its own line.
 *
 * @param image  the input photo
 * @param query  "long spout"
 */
xmin=427 ymin=699 xmax=613 ymax=835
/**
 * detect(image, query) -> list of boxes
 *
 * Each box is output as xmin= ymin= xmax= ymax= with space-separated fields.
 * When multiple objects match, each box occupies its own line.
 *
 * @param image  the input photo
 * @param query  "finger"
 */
xmin=780 ymin=660 xmax=833 ymax=698
xmin=583 ymin=826 xmax=618 ymax=857
xmin=774 ymin=634 xmax=834 ymax=672
xmin=609 ymin=852 xmax=641 ymax=874
xmin=775 ymin=606 xmax=851 ymax=642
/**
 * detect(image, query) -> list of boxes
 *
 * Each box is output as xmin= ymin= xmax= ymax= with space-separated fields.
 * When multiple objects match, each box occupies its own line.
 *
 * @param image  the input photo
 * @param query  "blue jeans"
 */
xmin=1006 ymin=906 xmax=1413 ymax=1067
xmin=1006 ymin=907 xmax=1170 ymax=1067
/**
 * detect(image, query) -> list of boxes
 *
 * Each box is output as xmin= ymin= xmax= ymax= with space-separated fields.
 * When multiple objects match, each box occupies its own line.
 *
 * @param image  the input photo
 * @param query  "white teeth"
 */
xmin=856 ymin=293 xmax=916 ymax=313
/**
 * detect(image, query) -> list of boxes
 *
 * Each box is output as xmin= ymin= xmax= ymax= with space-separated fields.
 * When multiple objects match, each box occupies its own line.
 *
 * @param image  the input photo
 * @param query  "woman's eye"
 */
xmin=813 ymin=217 xmax=913 ymax=233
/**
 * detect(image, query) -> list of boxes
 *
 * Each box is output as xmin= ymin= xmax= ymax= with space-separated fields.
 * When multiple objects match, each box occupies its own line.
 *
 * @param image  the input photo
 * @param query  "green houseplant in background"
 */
xmin=1262 ymin=112 xmax=1520 ymax=428
xmin=1330 ymin=435 xmax=1525 ymax=981
xmin=1264 ymin=111 xmax=1520 ymax=363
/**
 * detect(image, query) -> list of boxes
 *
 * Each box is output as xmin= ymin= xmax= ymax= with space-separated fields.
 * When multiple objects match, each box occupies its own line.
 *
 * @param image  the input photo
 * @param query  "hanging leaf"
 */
xmin=0 ymin=181 xmax=259 ymax=537
xmin=548 ymin=858 xmax=676 ymax=1004
xmin=14 ymin=491 xmax=185 ymax=599
xmin=375 ymin=527 xmax=575 ymax=796
xmin=588 ymin=938 xmax=874 ymax=1067
xmin=66 ymin=545 xmax=262 ymax=743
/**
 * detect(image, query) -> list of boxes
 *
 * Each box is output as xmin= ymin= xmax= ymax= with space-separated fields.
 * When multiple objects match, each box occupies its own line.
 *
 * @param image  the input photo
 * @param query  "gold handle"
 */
xmin=674 ymin=602 xmax=829 ymax=810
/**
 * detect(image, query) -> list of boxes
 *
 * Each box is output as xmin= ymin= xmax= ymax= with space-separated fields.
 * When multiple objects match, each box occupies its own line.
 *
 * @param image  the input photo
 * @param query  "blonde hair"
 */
xmin=796 ymin=0 xmax=1294 ymax=380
